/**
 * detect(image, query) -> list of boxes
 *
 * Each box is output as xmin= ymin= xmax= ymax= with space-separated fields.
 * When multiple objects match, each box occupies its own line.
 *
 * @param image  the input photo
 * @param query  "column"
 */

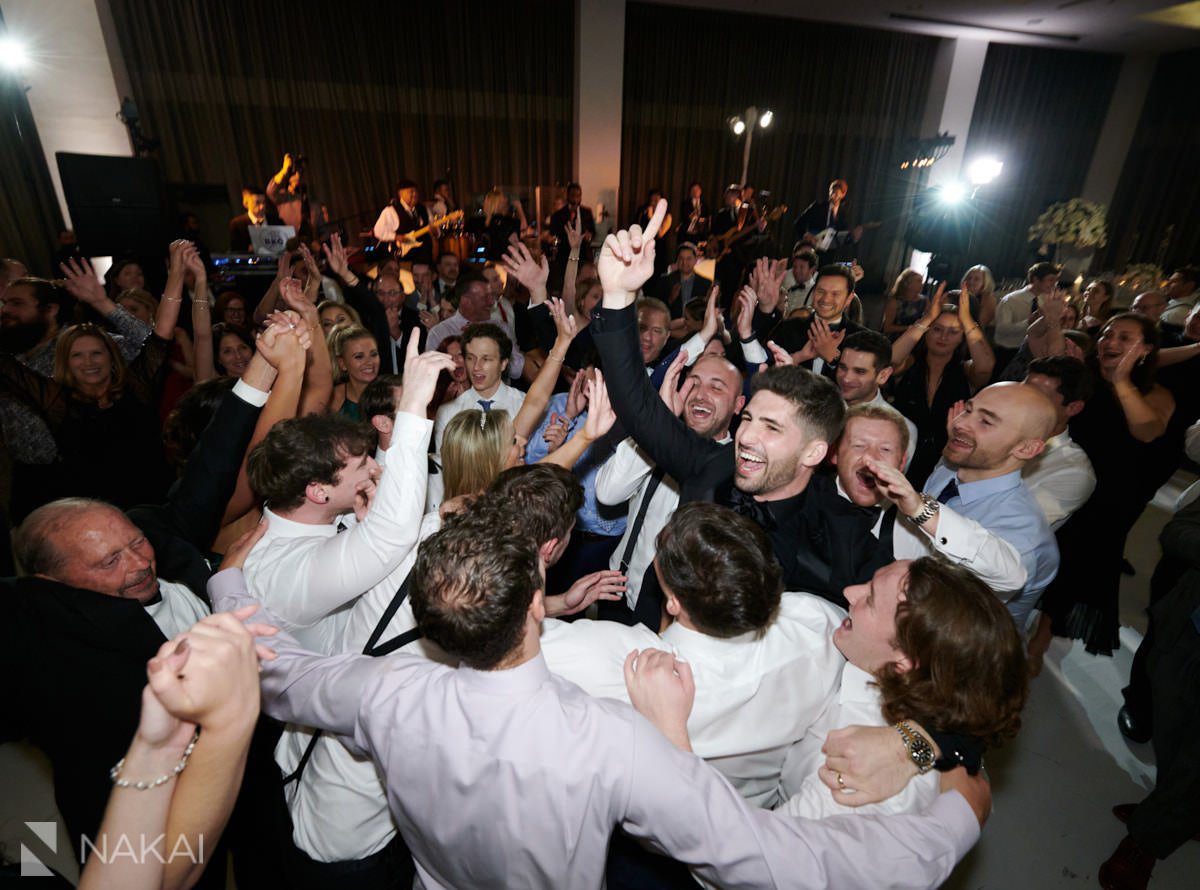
xmin=574 ymin=0 xmax=625 ymax=213
xmin=0 ymin=0 xmax=131 ymax=225
xmin=1080 ymin=53 xmax=1156 ymax=209
xmin=925 ymin=37 xmax=989 ymax=187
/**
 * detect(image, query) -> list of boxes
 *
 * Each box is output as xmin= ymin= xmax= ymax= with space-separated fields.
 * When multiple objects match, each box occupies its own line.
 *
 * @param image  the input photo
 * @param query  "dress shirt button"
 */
xmin=940 ymin=537 xmax=948 ymax=545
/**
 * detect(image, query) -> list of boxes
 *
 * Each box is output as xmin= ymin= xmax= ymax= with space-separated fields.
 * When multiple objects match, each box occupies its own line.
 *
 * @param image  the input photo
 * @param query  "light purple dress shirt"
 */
xmin=211 ymin=569 xmax=980 ymax=889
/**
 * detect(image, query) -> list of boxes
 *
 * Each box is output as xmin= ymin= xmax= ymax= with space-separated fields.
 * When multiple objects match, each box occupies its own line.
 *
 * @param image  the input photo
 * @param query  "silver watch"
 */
xmin=908 ymin=494 xmax=941 ymax=526
xmin=895 ymin=721 xmax=936 ymax=774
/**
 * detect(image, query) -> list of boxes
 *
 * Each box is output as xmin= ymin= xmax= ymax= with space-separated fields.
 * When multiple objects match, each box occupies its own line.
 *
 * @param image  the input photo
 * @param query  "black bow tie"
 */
xmin=729 ymin=488 xmax=775 ymax=531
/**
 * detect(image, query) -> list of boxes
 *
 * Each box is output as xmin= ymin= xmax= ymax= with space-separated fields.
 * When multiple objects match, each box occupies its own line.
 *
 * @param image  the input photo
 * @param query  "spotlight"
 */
xmin=759 ymin=109 xmax=774 ymax=129
xmin=967 ymin=157 xmax=1003 ymax=186
xmin=730 ymin=116 xmax=745 ymax=136
xmin=0 ymin=37 xmax=30 ymax=72
xmin=940 ymin=182 xmax=968 ymax=205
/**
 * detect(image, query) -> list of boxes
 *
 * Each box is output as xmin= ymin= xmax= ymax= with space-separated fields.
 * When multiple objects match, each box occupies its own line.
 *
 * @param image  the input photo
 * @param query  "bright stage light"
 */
xmin=0 ymin=37 xmax=30 ymax=71
xmin=730 ymin=116 xmax=746 ymax=136
xmin=940 ymin=182 xmax=968 ymax=205
xmin=967 ymin=157 xmax=1003 ymax=186
xmin=759 ymin=109 xmax=774 ymax=129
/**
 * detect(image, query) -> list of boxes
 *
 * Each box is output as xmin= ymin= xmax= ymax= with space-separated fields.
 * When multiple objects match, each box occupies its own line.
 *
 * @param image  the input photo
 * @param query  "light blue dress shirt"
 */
xmin=525 ymin=392 xmax=628 ymax=537
xmin=924 ymin=462 xmax=1060 ymax=629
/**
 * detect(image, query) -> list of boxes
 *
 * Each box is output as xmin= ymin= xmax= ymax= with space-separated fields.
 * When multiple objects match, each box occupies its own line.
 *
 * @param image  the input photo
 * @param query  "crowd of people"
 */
xmin=1 ymin=168 xmax=1198 ymax=890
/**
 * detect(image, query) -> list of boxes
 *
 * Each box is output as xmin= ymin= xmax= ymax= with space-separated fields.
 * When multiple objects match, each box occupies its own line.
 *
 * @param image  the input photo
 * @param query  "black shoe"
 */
xmin=1118 ymin=706 xmax=1152 ymax=744
xmin=1121 ymin=558 xmax=1136 ymax=576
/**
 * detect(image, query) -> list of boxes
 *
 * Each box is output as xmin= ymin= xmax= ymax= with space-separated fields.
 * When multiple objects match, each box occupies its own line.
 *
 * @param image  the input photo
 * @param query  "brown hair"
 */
xmin=53 ymin=324 xmax=127 ymax=400
xmin=247 ymin=413 xmax=377 ymax=511
xmin=875 ymin=558 xmax=1029 ymax=747
xmin=655 ymin=502 xmax=781 ymax=638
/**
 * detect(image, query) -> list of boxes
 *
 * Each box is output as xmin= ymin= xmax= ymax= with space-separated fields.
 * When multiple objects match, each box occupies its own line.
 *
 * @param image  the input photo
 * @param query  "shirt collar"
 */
xmin=952 ymin=468 xmax=1023 ymax=504
xmin=261 ymin=506 xmax=344 ymax=539
xmin=839 ymin=662 xmax=879 ymax=704
xmin=661 ymin=620 xmax=759 ymax=652
xmin=1043 ymin=431 xmax=1071 ymax=452
xmin=457 ymin=651 xmax=552 ymax=694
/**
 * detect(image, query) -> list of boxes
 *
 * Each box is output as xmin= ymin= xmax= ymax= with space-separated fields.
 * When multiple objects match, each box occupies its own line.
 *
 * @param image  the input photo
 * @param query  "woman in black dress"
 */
xmin=887 ymin=286 xmax=995 ymax=486
xmin=1041 ymin=313 xmax=1176 ymax=655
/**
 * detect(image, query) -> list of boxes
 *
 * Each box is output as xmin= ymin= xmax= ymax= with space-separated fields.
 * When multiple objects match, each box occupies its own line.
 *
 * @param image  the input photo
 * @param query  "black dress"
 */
xmin=1042 ymin=382 xmax=1175 ymax=655
xmin=888 ymin=350 xmax=973 ymax=487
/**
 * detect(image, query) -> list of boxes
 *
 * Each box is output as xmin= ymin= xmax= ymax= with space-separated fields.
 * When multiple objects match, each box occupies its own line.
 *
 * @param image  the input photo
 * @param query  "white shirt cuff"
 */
xmin=232 ymin=377 xmax=270 ymax=408
xmin=741 ymin=338 xmax=768 ymax=365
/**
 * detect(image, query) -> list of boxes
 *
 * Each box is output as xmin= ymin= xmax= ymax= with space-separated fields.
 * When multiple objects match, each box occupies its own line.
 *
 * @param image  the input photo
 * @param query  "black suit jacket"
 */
xmin=590 ymin=303 xmax=887 ymax=616
xmin=1 ymin=385 xmax=262 ymax=851
xmin=769 ymin=316 xmax=867 ymax=381
xmin=653 ymin=271 xmax=710 ymax=317
xmin=228 ymin=211 xmax=283 ymax=253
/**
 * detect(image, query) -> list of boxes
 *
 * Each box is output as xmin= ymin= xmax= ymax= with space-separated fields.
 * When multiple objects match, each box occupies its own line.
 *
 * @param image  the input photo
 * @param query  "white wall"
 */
xmin=574 ymin=0 xmax=624 ymax=213
xmin=927 ymin=37 xmax=989 ymax=187
xmin=0 ymin=0 xmax=130 ymax=226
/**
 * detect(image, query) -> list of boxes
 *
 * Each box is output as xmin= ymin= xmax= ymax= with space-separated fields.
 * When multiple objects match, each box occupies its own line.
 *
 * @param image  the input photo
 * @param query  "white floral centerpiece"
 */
xmin=1028 ymin=199 xmax=1109 ymax=255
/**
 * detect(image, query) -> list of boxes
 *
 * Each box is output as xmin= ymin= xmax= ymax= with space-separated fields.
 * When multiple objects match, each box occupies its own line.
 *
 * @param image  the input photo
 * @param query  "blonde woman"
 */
xmin=881 ymin=269 xmax=927 ymax=337
xmin=317 ymin=299 xmax=362 ymax=336
xmin=328 ymin=324 xmax=379 ymax=420
xmin=952 ymin=264 xmax=997 ymax=330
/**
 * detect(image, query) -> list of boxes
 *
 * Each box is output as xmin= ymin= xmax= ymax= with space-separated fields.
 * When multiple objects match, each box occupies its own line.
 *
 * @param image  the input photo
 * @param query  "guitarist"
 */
xmin=373 ymin=178 xmax=435 ymax=265
xmin=794 ymin=178 xmax=863 ymax=264
xmin=711 ymin=185 xmax=766 ymax=306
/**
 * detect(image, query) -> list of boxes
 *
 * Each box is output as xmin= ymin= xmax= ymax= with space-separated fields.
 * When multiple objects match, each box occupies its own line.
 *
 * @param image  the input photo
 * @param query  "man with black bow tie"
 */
xmin=591 ymin=201 xmax=878 ymax=625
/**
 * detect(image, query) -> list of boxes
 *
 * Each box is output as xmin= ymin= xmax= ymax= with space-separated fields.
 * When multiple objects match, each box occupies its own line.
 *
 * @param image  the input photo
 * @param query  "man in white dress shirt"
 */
xmin=595 ymin=353 xmax=744 ymax=613
xmin=993 ymin=261 xmax=1059 ymax=361
xmin=541 ymin=502 xmax=845 ymax=806
xmin=433 ymin=322 xmax=525 ymax=450
xmin=239 ymin=343 xmax=453 ymax=880
xmin=834 ymin=330 xmax=918 ymax=466
xmin=781 ymin=246 xmax=819 ymax=315
xmin=1021 ymin=356 xmax=1097 ymax=530
xmin=426 ymin=269 xmax=525 ymax=379
xmin=213 ymin=498 xmax=988 ymax=889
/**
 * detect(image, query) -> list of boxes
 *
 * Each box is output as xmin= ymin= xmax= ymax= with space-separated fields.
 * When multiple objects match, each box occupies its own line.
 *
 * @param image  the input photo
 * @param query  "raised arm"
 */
xmin=278 ymin=276 xmax=334 ymax=414
xmin=502 ymin=239 xmax=550 ymax=308
xmin=958 ymin=297 xmax=995 ymax=389
xmin=59 ymin=257 xmax=152 ymax=358
xmin=890 ymin=284 xmax=943 ymax=370
xmin=513 ymin=297 xmax=577 ymax=439
xmin=561 ymin=213 xmax=584 ymax=316
xmin=539 ymin=370 xmax=616 ymax=470
xmin=252 ymin=250 xmax=290 ymax=327
xmin=1111 ymin=348 xmax=1174 ymax=442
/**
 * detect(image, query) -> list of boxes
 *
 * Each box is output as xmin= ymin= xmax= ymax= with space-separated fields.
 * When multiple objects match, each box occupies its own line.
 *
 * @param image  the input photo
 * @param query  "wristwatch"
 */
xmin=895 ymin=721 xmax=936 ymax=774
xmin=908 ymin=494 xmax=940 ymax=526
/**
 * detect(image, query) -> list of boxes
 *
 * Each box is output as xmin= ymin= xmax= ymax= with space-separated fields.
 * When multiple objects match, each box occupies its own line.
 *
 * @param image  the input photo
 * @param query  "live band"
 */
xmin=227 ymin=166 xmax=868 ymax=293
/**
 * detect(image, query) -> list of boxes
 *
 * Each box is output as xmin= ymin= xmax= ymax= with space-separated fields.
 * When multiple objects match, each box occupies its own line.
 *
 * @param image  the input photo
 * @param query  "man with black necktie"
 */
xmin=548 ymin=182 xmax=595 ymax=290
xmin=592 ymin=202 xmax=876 ymax=623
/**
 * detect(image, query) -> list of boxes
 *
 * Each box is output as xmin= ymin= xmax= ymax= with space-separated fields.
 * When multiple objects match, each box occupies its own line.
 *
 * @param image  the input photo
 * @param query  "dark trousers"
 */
xmin=1126 ymin=570 xmax=1200 ymax=859
xmin=1122 ymin=553 xmax=1190 ymax=728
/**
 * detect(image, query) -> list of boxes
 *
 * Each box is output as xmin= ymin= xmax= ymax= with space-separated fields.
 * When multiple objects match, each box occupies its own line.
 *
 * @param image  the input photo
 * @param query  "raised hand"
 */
xmin=541 ymin=413 xmax=570 ymax=452
xmin=765 ymin=340 xmax=794 ymax=367
xmin=181 ymin=241 xmax=206 ymax=281
xmin=554 ymin=569 xmax=627 ymax=616
xmin=59 ymin=257 xmax=107 ymax=306
xmin=502 ymin=241 xmax=549 ymax=303
xmin=921 ymin=282 xmax=947 ymax=326
xmin=322 ymin=233 xmax=350 ymax=280
xmin=583 ymin=370 xmax=616 ymax=441
xmin=298 ymin=243 xmax=322 ymax=301
xmin=1112 ymin=343 xmax=1146 ymax=386
xmin=566 ymin=212 xmax=584 ymax=251
xmin=623 ymin=648 xmax=695 ymax=751
xmin=658 ymin=349 xmax=693 ymax=417
xmin=166 ymin=239 xmax=190 ymax=284
xmin=598 ymin=199 xmax=667 ymax=304
xmin=734 ymin=287 xmax=758 ymax=341
xmin=397 ymin=332 xmax=456 ymax=416
xmin=808 ymin=317 xmax=845 ymax=363
xmin=279 ymin=277 xmax=320 ymax=335
xmin=547 ymin=296 xmax=579 ymax=346
xmin=565 ymin=366 xmax=590 ymax=419
xmin=273 ymin=249 xmax=294 ymax=284
xmin=849 ymin=262 xmax=865 ymax=284
xmin=945 ymin=399 xmax=966 ymax=439
xmin=1038 ymin=288 xmax=1067 ymax=328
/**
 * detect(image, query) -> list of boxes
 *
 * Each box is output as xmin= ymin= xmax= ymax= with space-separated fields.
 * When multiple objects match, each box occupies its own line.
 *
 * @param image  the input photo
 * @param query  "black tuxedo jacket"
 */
xmin=1 ymin=385 xmax=262 ymax=850
xmin=228 ymin=211 xmax=282 ymax=253
xmin=590 ymin=303 xmax=888 ymax=616
xmin=769 ymin=316 xmax=867 ymax=381
xmin=654 ymin=271 xmax=710 ymax=316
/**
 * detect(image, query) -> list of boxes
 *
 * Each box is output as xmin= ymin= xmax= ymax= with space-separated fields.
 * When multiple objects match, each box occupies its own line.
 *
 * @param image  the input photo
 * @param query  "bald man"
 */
xmin=1131 ymin=290 xmax=1168 ymax=324
xmin=857 ymin=383 xmax=1061 ymax=630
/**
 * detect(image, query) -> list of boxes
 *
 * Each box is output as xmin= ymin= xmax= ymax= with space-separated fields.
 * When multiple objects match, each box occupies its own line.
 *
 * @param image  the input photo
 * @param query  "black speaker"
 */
xmin=56 ymin=153 xmax=169 ymax=256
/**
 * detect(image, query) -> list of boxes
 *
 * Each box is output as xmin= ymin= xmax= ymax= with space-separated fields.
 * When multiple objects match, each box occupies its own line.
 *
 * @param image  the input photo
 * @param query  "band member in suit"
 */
xmin=548 ymin=182 xmax=595 ymax=290
xmin=653 ymin=242 xmax=710 ymax=333
xmin=374 ymin=179 xmax=435 ymax=266
xmin=636 ymin=189 xmax=674 ymax=278
xmin=794 ymin=179 xmax=863 ymax=264
xmin=679 ymin=181 xmax=711 ymax=244
xmin=711 ymin=185 xmax=765 ymax=306
xmin=229 ymin=186 xmax=282 ymax=253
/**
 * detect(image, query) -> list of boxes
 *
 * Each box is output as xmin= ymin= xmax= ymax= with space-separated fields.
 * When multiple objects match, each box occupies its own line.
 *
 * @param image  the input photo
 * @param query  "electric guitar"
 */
xmin=810 ymin=220 xmax=881 ymax=252
xmin=705 ymin=205 xmax=788 ymax=261
xmin=392 ymin=210 xmax=465 ymax=257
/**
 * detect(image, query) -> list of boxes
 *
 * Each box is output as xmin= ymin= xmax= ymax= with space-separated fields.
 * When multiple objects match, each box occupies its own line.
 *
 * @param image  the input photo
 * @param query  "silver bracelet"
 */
xmin=110 ymin=730 xmax=199 ymax=789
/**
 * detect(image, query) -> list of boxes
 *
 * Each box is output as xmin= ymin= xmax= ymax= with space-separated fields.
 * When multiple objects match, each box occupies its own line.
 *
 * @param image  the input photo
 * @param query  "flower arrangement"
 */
xmin=1028 ymin=198 xmax=1108 ymax=252
xmin=1118 ymin=263 xmax=1164 ymax=294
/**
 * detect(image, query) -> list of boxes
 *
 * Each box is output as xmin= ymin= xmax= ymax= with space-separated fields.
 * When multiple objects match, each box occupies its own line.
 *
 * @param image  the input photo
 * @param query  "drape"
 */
xmin=1103 ymin=48 xmax=1200 ymax=273
xmin=106 ymin=0 xmax=574 ymax=247
xmin=963 ymin=43 xmax=1120 ymax=279
xmin=0 ymin=12 xmax=65 ymax=277
xmin=619 ymin=2 xmax=941 ymax=285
